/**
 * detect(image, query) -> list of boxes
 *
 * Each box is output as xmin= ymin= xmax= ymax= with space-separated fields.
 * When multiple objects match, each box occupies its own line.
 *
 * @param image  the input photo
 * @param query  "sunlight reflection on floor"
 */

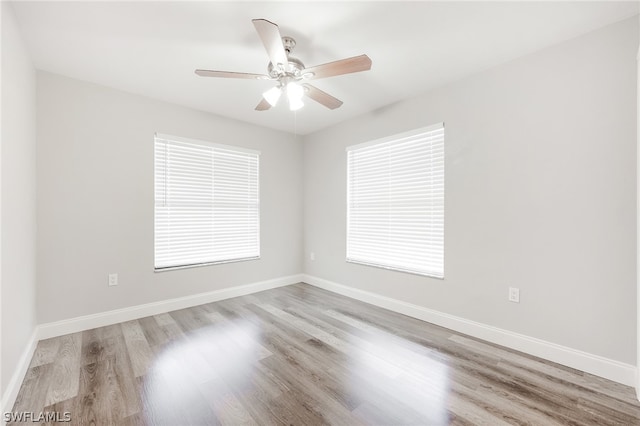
xmin=344 ymin=311 xmax=451 ymax=424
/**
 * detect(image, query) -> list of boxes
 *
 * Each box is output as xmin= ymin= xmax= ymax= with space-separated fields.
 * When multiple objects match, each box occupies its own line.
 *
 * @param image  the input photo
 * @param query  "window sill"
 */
xmin=346 ymin=259 xmax=444 ymax=280
xmin=155 ymin=256 xmax=260 ymax=272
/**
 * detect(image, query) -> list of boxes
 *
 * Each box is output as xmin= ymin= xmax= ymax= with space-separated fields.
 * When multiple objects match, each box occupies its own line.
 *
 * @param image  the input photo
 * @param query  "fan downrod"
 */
xmin=282 ymin=36 xmax=296 ymax=54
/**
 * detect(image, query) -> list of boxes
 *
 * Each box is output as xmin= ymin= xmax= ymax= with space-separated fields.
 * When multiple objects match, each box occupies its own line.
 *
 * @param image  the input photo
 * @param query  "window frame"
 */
xmin=346 ymin=123 xmax=445 ymax=279
xmin=154 ymin=133 xmax=261 ymax=272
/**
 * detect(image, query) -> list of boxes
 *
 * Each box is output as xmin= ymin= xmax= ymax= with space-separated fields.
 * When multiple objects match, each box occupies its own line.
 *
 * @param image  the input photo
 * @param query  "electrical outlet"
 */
xmin=310 ymin=252 xmax=315 ymax=261
xmin=108 ymin=273 xmax=118 ymax=286
xmin=508 ymin=287 xmax=520 ymax=303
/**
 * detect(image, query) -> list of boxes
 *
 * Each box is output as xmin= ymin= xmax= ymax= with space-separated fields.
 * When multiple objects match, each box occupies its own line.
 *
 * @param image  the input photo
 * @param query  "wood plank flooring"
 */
xmin=9 ymin=283 xmax=640 ymax=425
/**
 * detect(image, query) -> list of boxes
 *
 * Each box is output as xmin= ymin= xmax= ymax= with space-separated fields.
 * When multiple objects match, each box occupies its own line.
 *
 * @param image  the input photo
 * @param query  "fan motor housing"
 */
xmin=268 ymin=56 xmax=304 ymax=78
xmin=267 ymin=36 xmax=305 ymax=79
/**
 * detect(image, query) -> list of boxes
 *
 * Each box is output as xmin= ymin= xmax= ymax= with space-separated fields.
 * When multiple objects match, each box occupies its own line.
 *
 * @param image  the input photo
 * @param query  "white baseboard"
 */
xmin=302 ymin=274 xmax=637 ymax=387
xmin=0 ymin=329 xmax=38 ymax=419
xmin=38 ymin=274 xmax=303 ymax=340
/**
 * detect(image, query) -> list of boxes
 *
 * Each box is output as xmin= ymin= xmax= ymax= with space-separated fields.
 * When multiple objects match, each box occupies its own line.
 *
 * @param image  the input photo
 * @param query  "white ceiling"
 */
xmin=11 ymin=1 xmax=639 ymax=135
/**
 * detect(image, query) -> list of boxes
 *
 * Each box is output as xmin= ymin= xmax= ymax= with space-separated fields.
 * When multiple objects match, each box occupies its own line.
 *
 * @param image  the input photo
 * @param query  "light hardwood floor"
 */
xmin=10 ymin=283 xmax=640 ymax=425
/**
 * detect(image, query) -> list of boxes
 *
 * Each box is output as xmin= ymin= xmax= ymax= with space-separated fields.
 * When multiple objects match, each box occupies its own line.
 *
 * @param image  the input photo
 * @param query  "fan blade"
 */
xmin=195 ymin=69 xmax=268 ymax=80
xmin=255 ymin=98 xmax=272 ymax=111
xmin=252 ymin=19 xmax=288 ymax=70
xmin=304 ymin=54 xmax=372 ymax=80
xmin=303 ymin=84 xmax=343 ymax=110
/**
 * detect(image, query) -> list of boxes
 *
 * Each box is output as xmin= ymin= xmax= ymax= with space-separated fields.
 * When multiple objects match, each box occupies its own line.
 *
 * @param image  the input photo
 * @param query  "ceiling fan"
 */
xmin=195 ymin=19 xmax=372 ymax=111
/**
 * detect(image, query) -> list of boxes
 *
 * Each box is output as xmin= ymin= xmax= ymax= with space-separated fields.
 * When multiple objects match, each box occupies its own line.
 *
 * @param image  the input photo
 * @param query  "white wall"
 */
xmin=1 ymin=1 xmax=38 ymax=398
xmin=636 ymin=12 xmax=640 ymax=396
xmin=36 ymin=72 xmax=302 ymax=324
xmin=304 ymin=17 xmax=638 ymax=364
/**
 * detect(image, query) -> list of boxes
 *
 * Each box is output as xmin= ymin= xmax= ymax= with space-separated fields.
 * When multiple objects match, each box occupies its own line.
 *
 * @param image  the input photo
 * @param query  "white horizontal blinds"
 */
xmin=347 ymin=124 xmax=444 ymax=278
xmin=155 ymin=136 xmax=260 ymax=269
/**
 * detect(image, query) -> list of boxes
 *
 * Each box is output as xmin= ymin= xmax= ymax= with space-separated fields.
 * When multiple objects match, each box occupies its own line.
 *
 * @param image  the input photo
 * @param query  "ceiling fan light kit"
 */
xmin=262 ymin=78 xmax=305 ymax=111
xmin=196 ymin=18 xmax=372 ymax=112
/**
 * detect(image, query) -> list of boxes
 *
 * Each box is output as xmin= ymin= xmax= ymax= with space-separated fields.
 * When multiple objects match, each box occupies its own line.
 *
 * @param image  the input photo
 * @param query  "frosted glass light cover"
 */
xmin=287 ymin=82 xmax=304 ymax=110
xmin=263 ymin=86 xmax=282 ymax=106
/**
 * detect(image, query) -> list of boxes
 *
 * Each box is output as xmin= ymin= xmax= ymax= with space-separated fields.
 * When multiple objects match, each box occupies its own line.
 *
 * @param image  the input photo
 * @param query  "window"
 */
xmin=346 ymin=123 xmax=444 ymax=278
xmin=154 ymin=134 xmax=260 ymax=270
